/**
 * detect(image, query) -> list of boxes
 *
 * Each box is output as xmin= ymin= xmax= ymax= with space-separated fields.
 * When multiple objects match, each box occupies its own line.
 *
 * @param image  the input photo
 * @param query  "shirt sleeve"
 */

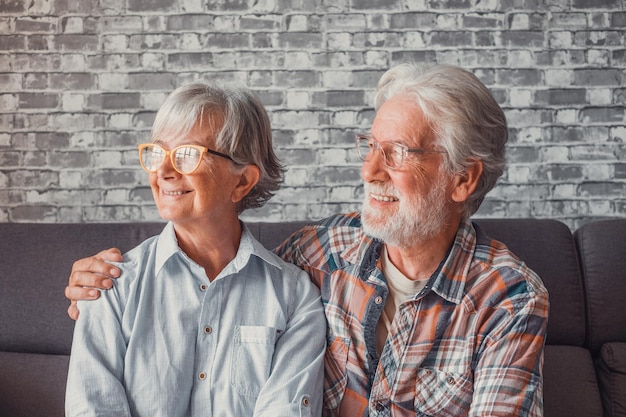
xmin=470 ymin=276 xmax=549 ymax=417
xmin=65 ymin=284 xmax=132 ymax=417
xmin=252 ymin=267 xmax=327 ymax=417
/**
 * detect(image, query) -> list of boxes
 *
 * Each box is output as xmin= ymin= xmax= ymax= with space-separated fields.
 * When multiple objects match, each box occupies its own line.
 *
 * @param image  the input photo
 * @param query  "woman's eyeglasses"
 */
xmin=138 ymin=143 xmax=234 ymax=175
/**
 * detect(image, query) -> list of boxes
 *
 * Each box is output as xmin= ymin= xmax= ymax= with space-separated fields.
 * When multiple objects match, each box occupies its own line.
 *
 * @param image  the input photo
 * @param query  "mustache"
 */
xmin=364 ymin=183 xmax=399 ymax=199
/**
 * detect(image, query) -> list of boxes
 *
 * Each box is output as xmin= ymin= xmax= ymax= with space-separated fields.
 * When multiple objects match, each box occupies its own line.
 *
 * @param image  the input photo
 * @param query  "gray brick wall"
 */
xmin=1 ymin=0 xmax=625 ymax=229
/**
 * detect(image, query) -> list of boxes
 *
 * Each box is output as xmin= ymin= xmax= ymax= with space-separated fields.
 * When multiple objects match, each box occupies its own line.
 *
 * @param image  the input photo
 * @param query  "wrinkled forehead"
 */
xmin=371 ymin=95 xmax=434 ymax=147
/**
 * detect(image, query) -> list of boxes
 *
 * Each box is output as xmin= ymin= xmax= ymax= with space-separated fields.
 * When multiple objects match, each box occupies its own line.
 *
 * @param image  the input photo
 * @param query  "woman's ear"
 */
xmin=451 ymin=160 xmax=483 ymax=203
xmin=231 ymin=164 xmax=261 ymax=204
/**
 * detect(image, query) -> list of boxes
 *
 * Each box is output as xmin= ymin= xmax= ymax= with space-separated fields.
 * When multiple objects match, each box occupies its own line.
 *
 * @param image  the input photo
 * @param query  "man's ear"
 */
xmin=451 ymin=160 xmax=483 ymax=203
xmin=231 ymin=164 xmax=261 ymax=204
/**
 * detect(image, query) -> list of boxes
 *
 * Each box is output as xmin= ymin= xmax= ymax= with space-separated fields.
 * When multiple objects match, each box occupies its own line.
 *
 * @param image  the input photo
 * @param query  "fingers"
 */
xmin=96 ymin=247 xmax=123 ymax=262
xmin=67 ymin=301 xmax=80 ymax=320
xmin=69 ymin=248 xmax=122 ymax=287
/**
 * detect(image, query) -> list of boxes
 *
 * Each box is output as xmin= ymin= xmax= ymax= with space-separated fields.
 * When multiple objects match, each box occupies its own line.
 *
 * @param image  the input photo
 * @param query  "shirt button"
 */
xmin=200 ymin=284 xmax=207 ymax=291
xmin=374 ymin=296 xmax=383 ymax=304
xmin=375 ymin=402 xmax=385 ymax=411
xmin=301 ymin=396 xmax=310 ymax=407
xmin=446 ymin=376 xmax=456 ymax=385
xmin=198 ymin=372 xmax=207 ymax=380
xmin=204 ymin=326 xmax=212 ymax=334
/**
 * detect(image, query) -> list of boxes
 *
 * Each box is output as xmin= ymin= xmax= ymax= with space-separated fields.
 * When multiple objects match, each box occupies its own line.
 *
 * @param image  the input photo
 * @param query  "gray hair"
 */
xmin=151 ymin=83 xmax=284 ymax=213
xmin=375 ymin=64 xmax=507 ymax=219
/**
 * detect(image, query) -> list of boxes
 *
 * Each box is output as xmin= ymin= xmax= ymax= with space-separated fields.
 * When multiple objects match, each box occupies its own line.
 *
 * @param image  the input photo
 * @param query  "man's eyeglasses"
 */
xmin=138 ymin=143 xmax=234 ymax=175
xmin=355 ymin=134 xmax=446 ymax=170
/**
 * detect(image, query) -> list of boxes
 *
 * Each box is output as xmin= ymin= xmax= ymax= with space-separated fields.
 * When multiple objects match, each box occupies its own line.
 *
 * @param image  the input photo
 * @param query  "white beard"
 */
xmin=361 ymin=176 xmax=450 ymax=248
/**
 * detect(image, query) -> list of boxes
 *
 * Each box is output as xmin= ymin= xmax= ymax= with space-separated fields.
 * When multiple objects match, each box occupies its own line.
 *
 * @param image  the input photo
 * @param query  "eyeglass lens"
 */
xmin=356 ymin=137 xmax=402 ymax=168
xmin=140 ymin=145 xmax=202 ymax=174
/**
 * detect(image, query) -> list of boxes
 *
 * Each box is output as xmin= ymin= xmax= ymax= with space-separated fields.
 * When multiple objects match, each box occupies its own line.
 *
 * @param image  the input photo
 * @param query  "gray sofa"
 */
xmin=1 ymin=218 xmax=625 ymax=417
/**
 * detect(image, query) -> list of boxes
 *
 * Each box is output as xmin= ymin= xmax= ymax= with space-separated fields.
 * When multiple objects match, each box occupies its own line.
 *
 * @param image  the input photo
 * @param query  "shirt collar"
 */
xmin=426 ymin=219 xmax=476 ymax=304
xmin=155 ymin=221 xmax=283 ymax=276
xmin=341 ymin=217 xmax=477 ymax=304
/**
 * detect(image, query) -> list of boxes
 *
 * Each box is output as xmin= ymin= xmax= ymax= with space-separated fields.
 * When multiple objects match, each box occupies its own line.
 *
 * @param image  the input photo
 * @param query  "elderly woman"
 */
xmin=65 ymin=84 xmax=326 ymax=417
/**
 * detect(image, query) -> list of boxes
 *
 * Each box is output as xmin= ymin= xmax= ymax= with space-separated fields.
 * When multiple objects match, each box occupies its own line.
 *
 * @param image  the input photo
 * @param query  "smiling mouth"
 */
xmin=370 ymin=193 xmax=398 ymax=202
xmin=163 ymin=190 xmax=191 ymax=196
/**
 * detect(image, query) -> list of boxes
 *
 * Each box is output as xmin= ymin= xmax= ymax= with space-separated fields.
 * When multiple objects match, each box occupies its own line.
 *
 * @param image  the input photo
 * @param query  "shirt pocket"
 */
xmin=230 ymin=325 xmax=277 ymax=397
xmin=323 ymin=335 xmax=351 ymax=411
xmin=414 ymin=367 xmax=473 ymax=417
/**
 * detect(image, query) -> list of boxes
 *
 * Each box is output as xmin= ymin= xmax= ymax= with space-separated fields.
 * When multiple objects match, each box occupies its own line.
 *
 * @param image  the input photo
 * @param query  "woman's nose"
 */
xmin=157 ymin=155 xmax=179 ymax=178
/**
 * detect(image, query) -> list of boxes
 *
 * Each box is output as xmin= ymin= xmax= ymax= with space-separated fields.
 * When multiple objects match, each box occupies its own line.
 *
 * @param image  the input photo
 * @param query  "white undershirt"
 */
xmin=375 ymin=246 xmax=428 ymax=355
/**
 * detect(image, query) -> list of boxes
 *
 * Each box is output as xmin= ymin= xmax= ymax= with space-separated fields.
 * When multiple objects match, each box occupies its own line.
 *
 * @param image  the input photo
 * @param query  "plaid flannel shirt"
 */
xmin=274 ymin=212 xmax=549 ymax=417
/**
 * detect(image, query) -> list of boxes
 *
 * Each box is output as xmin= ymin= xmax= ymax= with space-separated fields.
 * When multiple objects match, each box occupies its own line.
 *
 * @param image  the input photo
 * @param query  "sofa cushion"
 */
xmin=597 ymin=342 xmax=626 ymax=417
xmin=475 ymin=218 xmax=586 ymax=346
xmin=0 ymin=222 xmax=164 ymax=354
xmin=575 ymin=219 xmax=626 ymax=354
xmin=543 ymin=345 xmax=603 ymax=417
xmin=0 ymin=351 xmax=68 ymax=417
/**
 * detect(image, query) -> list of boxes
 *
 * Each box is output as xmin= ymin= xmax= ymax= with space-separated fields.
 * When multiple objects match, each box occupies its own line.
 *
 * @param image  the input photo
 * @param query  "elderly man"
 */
xmin=66 ymin=63 xmax=549 ymax=416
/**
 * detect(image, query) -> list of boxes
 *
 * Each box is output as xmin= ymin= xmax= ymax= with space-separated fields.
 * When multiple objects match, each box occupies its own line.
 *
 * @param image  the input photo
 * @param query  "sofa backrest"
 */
xmin=0 ymin=218 xmax=585 ymax=356
xmin=575 ymin=219 xmax=626 ymax=354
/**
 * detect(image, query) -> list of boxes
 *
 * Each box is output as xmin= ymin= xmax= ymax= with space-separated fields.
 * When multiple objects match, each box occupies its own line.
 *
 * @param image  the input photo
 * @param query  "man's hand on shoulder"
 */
xmin=65 ymin=248 xmax=123 ymax=320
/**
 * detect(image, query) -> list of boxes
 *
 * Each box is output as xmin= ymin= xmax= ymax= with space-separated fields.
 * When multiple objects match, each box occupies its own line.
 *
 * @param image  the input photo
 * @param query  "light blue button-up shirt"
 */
xmin=66 ymin=222 xmax=326 ymax=417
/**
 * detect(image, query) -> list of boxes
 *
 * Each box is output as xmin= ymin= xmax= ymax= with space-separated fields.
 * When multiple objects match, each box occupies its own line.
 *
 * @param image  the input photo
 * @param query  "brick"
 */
xmin=168 ymin=53 xmax=214 ymax=69
xmin=0 ymin=0 xmax=26 ymax=12
xmin=463 ymin=13 xmax=503 ymax=29
xmin=552 ymin=31 xmax=575 ymax=49
xmin=572 ymin=0 xmax=617 ymax=9
xmin=15 ymin=17 xmax=56 ymax=32
xmin=0 ymin=35 xmax=26 ymax=50
xmin=60 ymin=17 xmax=84 ymax=34
xmin=10 ymin=170 xmax=59 ymax=188
xmin=535 ymin=88 xmax=587 ymax=105
xmin=87 ymin=92 xmax=140 ymax=110
xmin=391 ymin=50 xmax=437 ymax=64
xmin=0 ymin=151 xmax=20 ymax=166
xmin=578 ymin=182 xmax=626 ymax=197
xmin=501 ymin=31 xmax=545 ymax=47
xmin=323 ymin=14 xmax=367 ymax=31
xmin=390 ymin=12 xmax=436 ymax=28
xmin=254 ymin=90 xmax=283 ymax=106
xmin=48 ymin=151 xmax=90 ymax=168
xmin=128 ymin=0 xmax=176 ymax=12
xmin=353 ymin=32 xmax=402 ymax=48
xmin=128 ymin=72 xmax=174 ymax=90
xmin=129 ymin=186 xmax=153 ymax=203
xmin=570 ymin=145 xmax=618 ymax=161
xmin=496 ymin=68 xmax=541 ymax=86
xmin=579 ymin=107 xmax=625 ymax=123
xmin=129 ymin=34 xmax=177 ymax=50
xmin=241 ymin=15 xmax=280 ymax=30
xmin=610 ymin=12 xmax=626 ymax=27
xmin=550 ymin=12 xmax=588 ymax=28
xmin=351 ymin=0 xmax=400 ymax=9
xmin=277 ymin=148 xmax=316 ymax=165
xmin=54 ymin=0 xmax=100 ymax=14
xmin=276 ymin=32 xmax=323 ymax=49
xmin=10 ymin=205 xmax=57 ymax=222
xmin=428 ymin=31 xmax=473 ymax=47
xmin=574 ymin=30 xmax=624 ymax=47
xmin=274 ymin=71 xmax=319 ymax=88
xmin=548 ymin=164 xmax=583 ymax=181
xmin=18 ymin=93 xmax=58 ymax=109
xmin=53 ymin=34 xmax=98 ymax=51
xmin=312 ymin=91 xmax=365 ymax=107
xmin=50 ymin=73 xmax=95 ymax=90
